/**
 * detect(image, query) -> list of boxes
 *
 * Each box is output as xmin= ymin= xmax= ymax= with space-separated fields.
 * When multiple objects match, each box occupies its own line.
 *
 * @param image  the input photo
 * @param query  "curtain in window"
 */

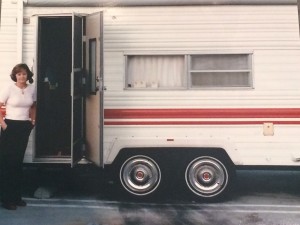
xmin=127 ymin=55 xmax=184 ymax=88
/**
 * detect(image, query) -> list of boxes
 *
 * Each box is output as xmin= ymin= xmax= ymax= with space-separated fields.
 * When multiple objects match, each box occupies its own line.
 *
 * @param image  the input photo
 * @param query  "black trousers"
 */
xmin=0 ymin=119 xmax=33 ymax=203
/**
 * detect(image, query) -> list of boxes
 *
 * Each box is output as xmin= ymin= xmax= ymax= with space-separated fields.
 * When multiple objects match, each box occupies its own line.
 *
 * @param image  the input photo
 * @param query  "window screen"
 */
xmin=190 ymin=54 xmax=252 ymax=88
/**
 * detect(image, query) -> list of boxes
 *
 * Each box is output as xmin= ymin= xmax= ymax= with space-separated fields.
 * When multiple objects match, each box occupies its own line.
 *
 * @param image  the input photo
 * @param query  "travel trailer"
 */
xmin=0 ymin=0 xmax=300 ymax=200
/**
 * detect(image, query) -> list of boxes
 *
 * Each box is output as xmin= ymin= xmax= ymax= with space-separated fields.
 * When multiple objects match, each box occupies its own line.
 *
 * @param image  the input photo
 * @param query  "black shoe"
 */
xmin=2 ymin=202 xmax=17 ymax=210
xmin=15 ymin=200 xmax=27 ymax=207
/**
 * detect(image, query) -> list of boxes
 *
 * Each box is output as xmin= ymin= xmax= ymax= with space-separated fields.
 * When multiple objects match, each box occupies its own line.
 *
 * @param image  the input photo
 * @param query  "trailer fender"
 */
xmin=105 ymin=137 xmax=242 ymax=166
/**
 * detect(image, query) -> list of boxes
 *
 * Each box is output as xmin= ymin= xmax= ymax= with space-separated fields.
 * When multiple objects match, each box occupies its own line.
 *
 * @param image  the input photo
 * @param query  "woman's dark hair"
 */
xmin=10 ymin=63 xmax=34 ymax=84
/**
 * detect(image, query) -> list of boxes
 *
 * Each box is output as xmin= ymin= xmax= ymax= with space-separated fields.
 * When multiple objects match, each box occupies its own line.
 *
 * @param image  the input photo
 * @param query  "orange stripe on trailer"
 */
xmin=104 ymin=108 xmax=300 ymax=119
xmin=104 ymin=120 xmax=300 ymax=126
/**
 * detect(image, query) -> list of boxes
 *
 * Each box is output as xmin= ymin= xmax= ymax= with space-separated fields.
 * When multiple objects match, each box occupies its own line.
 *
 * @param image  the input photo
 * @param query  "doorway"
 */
xmin=36 ymin=17 xmax=72 ymax=157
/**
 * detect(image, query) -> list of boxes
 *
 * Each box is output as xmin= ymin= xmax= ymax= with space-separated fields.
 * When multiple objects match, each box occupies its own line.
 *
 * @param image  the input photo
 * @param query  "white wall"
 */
xmin=0 ymin=0 xmax=18 ymax=84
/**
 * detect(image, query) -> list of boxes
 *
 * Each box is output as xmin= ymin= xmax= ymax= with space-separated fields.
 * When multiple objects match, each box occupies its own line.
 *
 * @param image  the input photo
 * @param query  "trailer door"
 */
xmin=85 ymin=12 xmax=104 ymax=167
xmin=71 ymin=13 xmax=84 ymax=166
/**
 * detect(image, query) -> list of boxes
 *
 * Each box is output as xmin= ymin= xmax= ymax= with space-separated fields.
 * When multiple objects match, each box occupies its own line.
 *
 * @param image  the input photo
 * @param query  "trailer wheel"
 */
xmin=185 ymin=156 xmax=231 ymax=200
xmin=119 ymin=155 xmax=161 ymax=196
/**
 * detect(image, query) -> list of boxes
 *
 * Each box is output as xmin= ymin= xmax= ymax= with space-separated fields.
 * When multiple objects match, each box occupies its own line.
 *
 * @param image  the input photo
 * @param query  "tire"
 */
xmin=119 ymin=155 xmax=161 ymax=197
xmin=185 ymin=155 xmax=233 ymax=201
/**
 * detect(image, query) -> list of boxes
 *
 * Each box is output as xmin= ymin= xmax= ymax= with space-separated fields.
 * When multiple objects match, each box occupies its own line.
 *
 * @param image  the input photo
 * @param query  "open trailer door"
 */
xmin=71 ymin=13 xmax=84 ymax=167
xmin=85 ymin=12 xmax=104 ymax=167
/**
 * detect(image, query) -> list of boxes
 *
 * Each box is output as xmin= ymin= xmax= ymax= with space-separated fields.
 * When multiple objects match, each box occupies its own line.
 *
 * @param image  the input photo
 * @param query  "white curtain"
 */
xmin=127 ymin=55 xmax=184 ymax=88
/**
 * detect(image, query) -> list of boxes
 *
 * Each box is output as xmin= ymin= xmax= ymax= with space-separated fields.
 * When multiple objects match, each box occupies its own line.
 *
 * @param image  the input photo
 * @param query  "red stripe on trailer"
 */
xmin=104 ymin=108 xmax=300 ymax=119
xmin=104 ymin=120 xmax=300 ymax=126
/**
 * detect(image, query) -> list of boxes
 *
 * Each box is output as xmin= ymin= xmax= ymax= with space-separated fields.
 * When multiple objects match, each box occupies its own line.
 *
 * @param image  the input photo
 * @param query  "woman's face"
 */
xmin=16 ymin=69 xmax=28 ymax=84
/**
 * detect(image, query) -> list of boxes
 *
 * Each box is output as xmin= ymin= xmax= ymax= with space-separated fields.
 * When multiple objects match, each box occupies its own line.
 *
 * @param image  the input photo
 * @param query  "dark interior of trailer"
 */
xmin=36 ymin=17 xmax=72 ymax=157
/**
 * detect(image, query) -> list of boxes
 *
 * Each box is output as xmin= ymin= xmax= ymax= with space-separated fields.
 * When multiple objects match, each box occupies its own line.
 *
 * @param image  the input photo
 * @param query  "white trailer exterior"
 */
xmin=1 ymin=0 xmax=300 ymax=199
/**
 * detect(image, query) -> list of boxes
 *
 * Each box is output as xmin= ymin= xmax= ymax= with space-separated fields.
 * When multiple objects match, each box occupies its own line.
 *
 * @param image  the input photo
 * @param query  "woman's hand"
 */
xmin=1 ymin=122 xmax=8 ymax=130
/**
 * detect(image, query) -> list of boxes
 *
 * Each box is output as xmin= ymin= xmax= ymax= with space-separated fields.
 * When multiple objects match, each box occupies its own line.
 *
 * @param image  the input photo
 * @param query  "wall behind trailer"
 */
xmin=0 ymin=0 xmax=18 ymax=85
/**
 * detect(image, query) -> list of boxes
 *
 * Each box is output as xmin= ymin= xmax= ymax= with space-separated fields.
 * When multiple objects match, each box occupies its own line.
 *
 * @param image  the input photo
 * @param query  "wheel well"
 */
xmin=110 ymin=147 xmax=236 ymax=200
xmin=112 ymin=147 xmax=235 ymax=168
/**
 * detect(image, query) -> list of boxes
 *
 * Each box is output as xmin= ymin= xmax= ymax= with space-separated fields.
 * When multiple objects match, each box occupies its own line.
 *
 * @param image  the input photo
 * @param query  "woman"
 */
xmin=0 ymin=63 xmax=36 ymax=210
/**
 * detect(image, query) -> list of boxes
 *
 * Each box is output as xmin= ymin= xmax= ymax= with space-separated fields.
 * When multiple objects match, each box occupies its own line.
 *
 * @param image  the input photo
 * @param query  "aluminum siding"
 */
xmin=6 ymin=5 xmax=300 ymax=165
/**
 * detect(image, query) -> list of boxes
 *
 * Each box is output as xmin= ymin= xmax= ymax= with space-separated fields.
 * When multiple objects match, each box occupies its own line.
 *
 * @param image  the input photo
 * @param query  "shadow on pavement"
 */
xmin=21 ymin=166 xmax=300 ymax=204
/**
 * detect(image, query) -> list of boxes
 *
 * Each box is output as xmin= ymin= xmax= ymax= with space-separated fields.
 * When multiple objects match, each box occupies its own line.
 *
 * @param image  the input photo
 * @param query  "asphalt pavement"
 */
xmin=1 ymin=166 xmax=300 ymax=225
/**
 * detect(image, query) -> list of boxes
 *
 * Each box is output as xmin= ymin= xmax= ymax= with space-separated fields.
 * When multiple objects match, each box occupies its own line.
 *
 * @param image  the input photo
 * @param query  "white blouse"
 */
xmin=0 ymin=84 xmax=36 ymax=121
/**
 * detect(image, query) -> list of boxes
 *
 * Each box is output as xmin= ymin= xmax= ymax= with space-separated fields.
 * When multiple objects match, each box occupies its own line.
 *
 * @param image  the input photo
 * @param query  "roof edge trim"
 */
xmin=24 ymin=0 xmax=297 ymax=7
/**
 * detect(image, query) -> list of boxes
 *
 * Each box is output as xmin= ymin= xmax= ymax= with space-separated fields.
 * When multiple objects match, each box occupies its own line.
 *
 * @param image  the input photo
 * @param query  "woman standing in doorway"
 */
xmin=0 ymin=63 xmax=36 ymax=210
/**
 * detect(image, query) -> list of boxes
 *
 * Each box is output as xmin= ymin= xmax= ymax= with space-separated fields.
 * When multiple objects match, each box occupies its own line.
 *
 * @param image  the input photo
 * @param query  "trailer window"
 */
xmin=189 ymin=54 xmax=252 ymax=88
xmin=89 ymin=38 xmax=97 ymax=94
xmin=126 ymin=55 xmax=185 ymax=89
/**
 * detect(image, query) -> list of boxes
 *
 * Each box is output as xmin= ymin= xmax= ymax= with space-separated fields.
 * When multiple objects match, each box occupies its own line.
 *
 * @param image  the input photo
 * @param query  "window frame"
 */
xmin=124 ymin=52 xmax=254 ymax=90
xmin=88 ymin=38 xmax=97 ymax=94
xmin=188 ymin=53 xmax=254 ymax=90
xmin=124 ymin=54 xmax=187 ymax=90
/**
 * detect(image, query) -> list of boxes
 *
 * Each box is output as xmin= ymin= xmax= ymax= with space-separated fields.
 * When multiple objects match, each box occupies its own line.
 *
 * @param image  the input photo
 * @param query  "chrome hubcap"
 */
xmin=120 ymin=155 xmax=161 ymax=196
xmin=185 ymin=156 xmax=228 ymax=197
